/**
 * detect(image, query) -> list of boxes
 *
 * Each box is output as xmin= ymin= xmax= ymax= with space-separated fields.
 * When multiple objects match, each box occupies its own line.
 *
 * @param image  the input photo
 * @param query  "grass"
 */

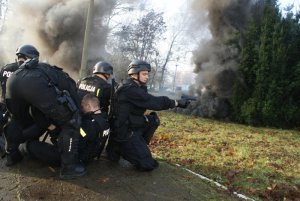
xmin=149 ymin=111 xmax=300 ymax=201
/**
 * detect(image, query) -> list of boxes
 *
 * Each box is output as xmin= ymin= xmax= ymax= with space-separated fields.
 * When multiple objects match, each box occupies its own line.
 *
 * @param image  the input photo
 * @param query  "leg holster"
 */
xmin=143 ymin=112 xmax=160 ymax=144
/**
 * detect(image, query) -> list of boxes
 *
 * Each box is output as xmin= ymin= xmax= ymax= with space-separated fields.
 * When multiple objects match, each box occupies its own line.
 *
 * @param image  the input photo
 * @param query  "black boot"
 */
xmin=59 ymin=127 xmax=87 ymax=179
xmin=60 ymin=163 xmax=87 ymax=180
xmin=106 ymin=139 xmax=121 ymax=162
xmin=6 ymin=149 xmax=23 ymax=166
xmin=0 ymin=135 xmax=5 ymax=156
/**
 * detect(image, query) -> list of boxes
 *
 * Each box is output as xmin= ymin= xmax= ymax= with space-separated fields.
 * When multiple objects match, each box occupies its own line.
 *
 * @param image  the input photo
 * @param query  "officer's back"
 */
xmin=77 ymin=61 xmax=113 ymax=113
xmin=4 ymin=44 xmax=86 ymax=179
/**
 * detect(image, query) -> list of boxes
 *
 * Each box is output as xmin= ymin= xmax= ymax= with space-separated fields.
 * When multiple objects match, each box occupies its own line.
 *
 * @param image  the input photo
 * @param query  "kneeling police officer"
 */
xmin=25 ymin=93 xmax=109 ymax=166
xmin=4 ymin=44 xmax=86 ymax=179
xmin=77 ymin=61 xmax=113 ymax=114
xmin=107 ymin=59 xmax=189 ymax=171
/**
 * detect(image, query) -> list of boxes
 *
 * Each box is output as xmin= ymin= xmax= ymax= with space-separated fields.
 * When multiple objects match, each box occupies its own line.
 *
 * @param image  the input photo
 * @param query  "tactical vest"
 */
xmin=77 ymin=75 xmax=112 ymax=113
xmin=113 ymin=81 xmax=147 ymax=142
xmin=0 ymin=62 xmax=19 ymax=102
xmin=77 ymin=75 xmax=104 ymax=98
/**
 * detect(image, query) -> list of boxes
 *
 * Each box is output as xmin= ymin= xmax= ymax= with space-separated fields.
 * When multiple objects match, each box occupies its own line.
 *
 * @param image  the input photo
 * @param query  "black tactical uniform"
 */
xmin=0 ymin=62 xmax=26 ymax=154
xmin=77 ymin=61 xmax=113 ymax=113
xmin=0 ymin=62 xmax=19 ymax=102
xmin=4 ymin=44 xmax=86 ymax=179
xmin=79 ymin=112 xmax=110 ymax=163
xmin=26 ymin=112 xmax=110 ymax=165
xmin=0 ymin=62 xmax=19 ymax=126
xmin=107 ymin=60 xmax=189 ymax=171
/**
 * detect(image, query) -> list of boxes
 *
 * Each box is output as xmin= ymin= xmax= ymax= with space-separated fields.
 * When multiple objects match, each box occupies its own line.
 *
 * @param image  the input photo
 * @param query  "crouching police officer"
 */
xmin=25 ymin=93 xmax=110 ymax=165
xmin=107 ymin=59 xmax=190 ymax=171
xmin=0 ymin=62 xmax=18 ymax=102
xmin=4 ymin=44 xmax=86 ymax=179
xmin=0 ymin=49 xmax=32 ymax=153
xmin=77 ymin=61 xmax=113 ymax=114
xmin=79 ymin=93 xmax=110 ymax=162
xmin=0 ymin=50 xmax=29 ymax=152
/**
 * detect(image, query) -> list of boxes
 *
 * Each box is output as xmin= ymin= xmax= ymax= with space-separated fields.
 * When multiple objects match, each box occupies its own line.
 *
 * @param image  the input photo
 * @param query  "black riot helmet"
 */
xmin=16 ymin=44 xmax=40 ymax=59
xmin=127 ymin=60 xmax=151 ymax=75
xmin=92 ymin=61 xmax=113 ymax=75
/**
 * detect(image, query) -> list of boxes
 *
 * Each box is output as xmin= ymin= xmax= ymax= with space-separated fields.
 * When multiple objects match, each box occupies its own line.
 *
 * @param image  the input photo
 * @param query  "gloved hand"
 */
xmin=175 ymin=99 xmax=190 ymax=108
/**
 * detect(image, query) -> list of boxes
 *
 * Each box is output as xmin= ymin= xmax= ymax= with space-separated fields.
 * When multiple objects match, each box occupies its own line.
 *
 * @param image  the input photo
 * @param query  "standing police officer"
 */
xmin=77 ymin=61 xmax=113 ymax=114
xmin=107 ymin=59 xmax=189 ymax=171
xmin=4 ymin=44 xmax=86 ymax=179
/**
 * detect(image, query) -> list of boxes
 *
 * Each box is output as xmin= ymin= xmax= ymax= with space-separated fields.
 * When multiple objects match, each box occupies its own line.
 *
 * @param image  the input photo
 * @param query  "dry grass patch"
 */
xmin=149 ymin=112 xmax=300 ymax=201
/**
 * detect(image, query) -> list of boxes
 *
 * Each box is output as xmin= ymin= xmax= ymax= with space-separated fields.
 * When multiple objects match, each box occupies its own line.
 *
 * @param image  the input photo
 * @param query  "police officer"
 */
xmin=0 ymin=62 xmax=18 ymax=102
xmin=0 ymin=53 xmax=28 ymax=153
xmin=4 ymin=44 xmax=86 ymax=179
xmin=0 ymin=47 xmax=30 ymax=102
xmin=77 ymin=61 xmax=113 ymax=114
xmin=25 ymin=93 xmax=110 ymax=165
xmin=0 ymin=50 xmax=37 ymax=156
xmin=107 ymin=59 xmax=189 ymax=171
xmin=79 ymin=93 xmax=110 ymax=163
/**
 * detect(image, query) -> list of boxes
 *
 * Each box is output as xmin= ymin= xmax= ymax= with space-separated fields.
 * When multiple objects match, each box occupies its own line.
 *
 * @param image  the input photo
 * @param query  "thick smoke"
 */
xmin=0 ymin=0 xmax=116 ymax=75
xmin=180 ymin=0 xmax=257 ymax=118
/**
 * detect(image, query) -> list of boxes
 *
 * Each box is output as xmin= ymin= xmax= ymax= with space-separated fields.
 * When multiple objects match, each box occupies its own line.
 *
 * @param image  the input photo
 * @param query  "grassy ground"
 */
xmin=149 ymin=112 xmax=300 ymax=201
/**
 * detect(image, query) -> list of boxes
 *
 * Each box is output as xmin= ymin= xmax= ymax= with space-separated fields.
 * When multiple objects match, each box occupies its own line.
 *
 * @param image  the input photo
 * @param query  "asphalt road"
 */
xmin=0 ymin=156 xmax=239 ymax=201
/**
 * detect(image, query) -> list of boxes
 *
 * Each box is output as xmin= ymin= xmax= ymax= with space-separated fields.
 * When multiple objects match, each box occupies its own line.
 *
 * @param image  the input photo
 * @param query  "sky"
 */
xmin=150 ymin=0 xmax=299 ymax=17
xmin=280 ymin=0 xmax=299 ymax=8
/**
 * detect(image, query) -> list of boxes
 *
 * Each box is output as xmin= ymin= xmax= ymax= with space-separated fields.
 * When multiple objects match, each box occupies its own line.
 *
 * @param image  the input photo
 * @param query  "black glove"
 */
xmin=176 ymin=99 xmax=190 ymax=108
xmin=48 ymin=127 xmax=60 ymax=145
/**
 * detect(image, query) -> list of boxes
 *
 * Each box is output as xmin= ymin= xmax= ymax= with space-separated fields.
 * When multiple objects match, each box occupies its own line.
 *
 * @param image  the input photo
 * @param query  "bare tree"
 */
xmin=158 ymin=32 xmax=179 ymax=90
xmin=115 ymin=10 xmax=166 ymax=61
xmin=103 ymin=0 xmax=134 ymax=29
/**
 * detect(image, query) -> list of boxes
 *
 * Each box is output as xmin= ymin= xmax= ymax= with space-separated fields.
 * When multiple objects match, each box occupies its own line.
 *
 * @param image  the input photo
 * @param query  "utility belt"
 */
xmin=128 ymin=114 xmax=146 ymax=129
xmin=114 ymin=112 xmax=160 ymax=141
xmin=129 ymin=112 xmax=160 ymax=128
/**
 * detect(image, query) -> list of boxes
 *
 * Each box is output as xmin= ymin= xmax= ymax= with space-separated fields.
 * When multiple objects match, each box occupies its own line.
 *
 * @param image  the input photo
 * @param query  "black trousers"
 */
xmin=26 ymin=140 xmax=60 ymax=166
xmin=4 ymin=117 xmax=45 ymax=153
xmin=120 ymin=113 xmax=160 ymax=171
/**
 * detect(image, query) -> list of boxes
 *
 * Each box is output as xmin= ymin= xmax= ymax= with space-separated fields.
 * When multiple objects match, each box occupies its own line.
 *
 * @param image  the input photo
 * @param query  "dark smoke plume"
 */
xmin=0 ymin=0 xmax=116 ymax=75
xmin=180 ymin=0 xmax=259 ymax=118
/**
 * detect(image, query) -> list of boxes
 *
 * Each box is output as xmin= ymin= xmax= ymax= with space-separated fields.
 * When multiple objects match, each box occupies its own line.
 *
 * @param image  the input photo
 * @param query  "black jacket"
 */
xmin=0 ymin=62 xmax=19 ymax=102
xmin=6 ymin=59 xmax=79 ymax=126
xmin=77 ymin=75 xmax=111 ymax=113
xmin=114 ymin=78 xmax=176 ymax=141
xmin=79 ymin=112 xmax=109 ymax=163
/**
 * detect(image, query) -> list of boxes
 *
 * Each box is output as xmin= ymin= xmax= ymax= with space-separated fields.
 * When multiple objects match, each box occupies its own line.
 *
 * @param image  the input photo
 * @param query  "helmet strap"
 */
xmin=103 ymin=74 xmax=110 ymax=80
xmin=96 ymin=73 xmax=109 ymax=81
xmin=136 ymin=73 xmax=146 ymax=85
